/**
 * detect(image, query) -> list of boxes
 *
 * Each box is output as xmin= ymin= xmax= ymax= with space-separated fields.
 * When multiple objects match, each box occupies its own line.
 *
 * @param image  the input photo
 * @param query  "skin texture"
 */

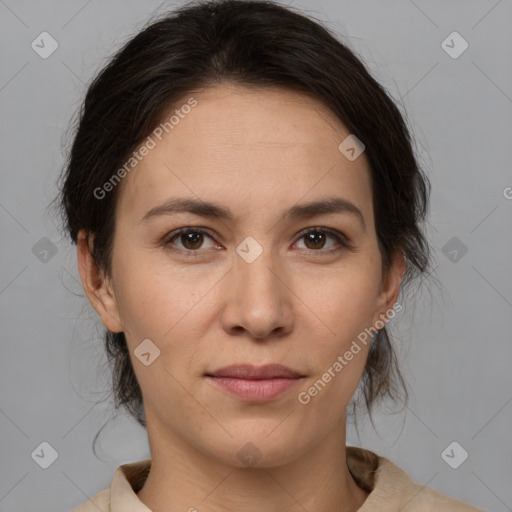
xmin=77 ymin=83 xmax=404 ymax=512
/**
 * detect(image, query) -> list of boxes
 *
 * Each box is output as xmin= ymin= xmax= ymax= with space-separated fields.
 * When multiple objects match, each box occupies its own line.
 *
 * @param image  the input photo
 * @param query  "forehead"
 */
xmin=159 ymin=84 xmax=355 ymax=152
xmin=116 ymin=83 xmax=373 ymax=223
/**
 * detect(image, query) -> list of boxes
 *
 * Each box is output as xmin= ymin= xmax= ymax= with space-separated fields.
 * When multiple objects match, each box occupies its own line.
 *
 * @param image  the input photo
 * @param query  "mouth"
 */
xmin=205 ymin=364 xmax=305 ymax=402
xmin=206 ymin=363 xmax=304 ymax=380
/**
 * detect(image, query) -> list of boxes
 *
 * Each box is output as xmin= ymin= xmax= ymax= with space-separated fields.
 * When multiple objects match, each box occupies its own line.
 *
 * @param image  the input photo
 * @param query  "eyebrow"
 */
xmin=141 ymin=196 xmax=366 ymax=231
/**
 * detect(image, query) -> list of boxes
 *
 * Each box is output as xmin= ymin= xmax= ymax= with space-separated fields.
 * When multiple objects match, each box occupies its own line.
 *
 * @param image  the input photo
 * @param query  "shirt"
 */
xmin=71 ymin=446 xmax=485 ymax=511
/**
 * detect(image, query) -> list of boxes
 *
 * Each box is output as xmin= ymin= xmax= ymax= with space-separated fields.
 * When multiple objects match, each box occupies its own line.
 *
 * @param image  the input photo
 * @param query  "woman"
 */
xmin=60 ymin=1 xmax=484 ymax=510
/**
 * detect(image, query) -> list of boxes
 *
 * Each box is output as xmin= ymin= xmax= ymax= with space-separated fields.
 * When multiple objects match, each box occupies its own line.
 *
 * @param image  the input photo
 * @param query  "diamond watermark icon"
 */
xmin=32 ymin=237 xmax=58 ymax=263
xmin=441 ymin=236 xmax=468 ymax=263
xmin=441 ymin=441 xmax=468 ymax=469
xmin=237 ymin=442 xmax=263 ymax=467
xmin=441 ymin=31 xmax=468 ymax=59
xmin=31 ymin=32 xmax=59 ymax=59
xmin=134 ymin=338 xmax=161 ymax=366
xmin=236 ymin=236 xmax=263 ymax=263
xmin=338 ymin=134 xmax=365 ymax=161
xmin=31 ymin=441 xmax=59 ymax=469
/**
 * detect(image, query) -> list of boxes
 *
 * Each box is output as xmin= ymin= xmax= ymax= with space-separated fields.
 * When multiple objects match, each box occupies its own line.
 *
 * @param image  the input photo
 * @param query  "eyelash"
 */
xmin=162 ymin=226 xmax=352 ymax=258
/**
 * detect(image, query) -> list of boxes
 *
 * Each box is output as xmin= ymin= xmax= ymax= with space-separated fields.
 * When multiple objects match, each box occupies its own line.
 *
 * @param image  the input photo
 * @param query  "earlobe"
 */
xmin=374 ymin=249 xmax=405 ymax=325
xmin=76 ymin=229 xmax=123 ymax=333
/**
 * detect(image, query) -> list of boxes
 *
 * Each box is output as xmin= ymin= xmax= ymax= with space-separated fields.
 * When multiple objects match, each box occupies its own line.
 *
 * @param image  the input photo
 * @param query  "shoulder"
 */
xmin=69 ymin=458 xmax=151 ymax=511
xmin=70 ymin=487 xmax=110 ymax=512
xmin=375 ymin=455 xmax=486 ymax=511
xmin=346 ymin=446 xmax=485 ymax=512
xmin=396 ymin=479 xmax=486 ymax=511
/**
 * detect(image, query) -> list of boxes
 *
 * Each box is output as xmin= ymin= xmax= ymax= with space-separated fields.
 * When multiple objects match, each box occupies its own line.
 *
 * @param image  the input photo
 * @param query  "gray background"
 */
xmin=1 ymin=0 xmax=511 ymax=511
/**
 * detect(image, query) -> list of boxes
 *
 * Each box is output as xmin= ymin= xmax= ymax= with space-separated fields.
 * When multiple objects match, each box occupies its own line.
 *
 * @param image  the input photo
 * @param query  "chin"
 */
xmin=203 ymin=430 xmax=309 ymax=469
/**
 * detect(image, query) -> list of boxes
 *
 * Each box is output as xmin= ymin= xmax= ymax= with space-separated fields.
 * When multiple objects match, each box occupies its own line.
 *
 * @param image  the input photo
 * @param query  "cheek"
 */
xmin=111 ymin=247 xmax=224 ymax=368
xmin=295 ymin=330 xmax=370 ymax=435
xmin=300 ymin=261 xmax=381 ymax=342
xmin=111 ymin=245 xmax=192 ymax=329
xmin=294 ymin=261 xmax=380 ymax=397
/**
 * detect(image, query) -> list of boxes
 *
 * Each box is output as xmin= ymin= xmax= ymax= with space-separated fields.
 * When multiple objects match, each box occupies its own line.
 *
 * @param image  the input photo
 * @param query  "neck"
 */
xmin=137 ymin=416 xmax=369 ymax=512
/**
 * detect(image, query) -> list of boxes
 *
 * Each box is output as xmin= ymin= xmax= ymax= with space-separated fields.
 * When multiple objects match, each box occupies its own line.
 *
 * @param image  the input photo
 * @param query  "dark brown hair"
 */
xmin=57 ymin=0 xmax=431 ymax=439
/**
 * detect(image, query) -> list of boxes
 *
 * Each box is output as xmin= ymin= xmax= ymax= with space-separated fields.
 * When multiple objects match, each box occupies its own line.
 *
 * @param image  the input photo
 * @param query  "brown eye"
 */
xmin=164 ymin=228 xmax=217 ymax=256
xmin=179 ymin=231 xmax=205 ymax=250
xmin=303 ymin=231 xmax=328 ymax=250
xmin=295 ymin=227 xmax=349 ymax=255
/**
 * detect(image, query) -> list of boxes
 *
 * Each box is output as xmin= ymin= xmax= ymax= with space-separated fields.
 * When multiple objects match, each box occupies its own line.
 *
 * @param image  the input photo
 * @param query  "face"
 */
xmin=79 ymin=83 xmax=403 ymax=468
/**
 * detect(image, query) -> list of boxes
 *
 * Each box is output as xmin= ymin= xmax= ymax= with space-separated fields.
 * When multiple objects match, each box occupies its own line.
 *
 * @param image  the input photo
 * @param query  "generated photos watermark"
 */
xmin=297 ymin=302 xmax=402 ymax=405
xmin=93 ymin=97 xmax=198 ymax=200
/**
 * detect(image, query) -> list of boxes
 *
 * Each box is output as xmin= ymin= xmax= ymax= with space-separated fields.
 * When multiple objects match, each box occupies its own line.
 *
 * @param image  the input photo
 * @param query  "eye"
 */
xmin=162 ymin=226 xmax=352 ymax=258
xmin=293 ymin=227 xmax=351 ymax=255
xmin=163 ymin=227 xmax=218 ymax=257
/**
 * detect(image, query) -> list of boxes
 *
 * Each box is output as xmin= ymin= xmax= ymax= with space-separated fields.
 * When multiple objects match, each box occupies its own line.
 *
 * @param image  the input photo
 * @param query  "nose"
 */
xmin=220 ymin=247 xmax=294 ymax=341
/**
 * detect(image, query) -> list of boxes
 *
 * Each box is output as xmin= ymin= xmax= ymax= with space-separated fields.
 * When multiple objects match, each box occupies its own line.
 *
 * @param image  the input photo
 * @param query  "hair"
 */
xmin=56 ymin=0 xmax=431 ymax=442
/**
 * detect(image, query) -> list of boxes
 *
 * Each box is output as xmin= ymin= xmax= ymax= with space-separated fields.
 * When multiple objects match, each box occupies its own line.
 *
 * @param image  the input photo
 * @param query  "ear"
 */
xmin=76 ymin=229 xmax=123 ymax=333
xmin=372 ymin=249 xmax=405 ymax=326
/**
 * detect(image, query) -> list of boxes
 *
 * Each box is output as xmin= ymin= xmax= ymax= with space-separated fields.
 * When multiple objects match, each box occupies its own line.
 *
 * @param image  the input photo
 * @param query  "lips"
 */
xmin=206 ymin=363 xmax=304 ymax=380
